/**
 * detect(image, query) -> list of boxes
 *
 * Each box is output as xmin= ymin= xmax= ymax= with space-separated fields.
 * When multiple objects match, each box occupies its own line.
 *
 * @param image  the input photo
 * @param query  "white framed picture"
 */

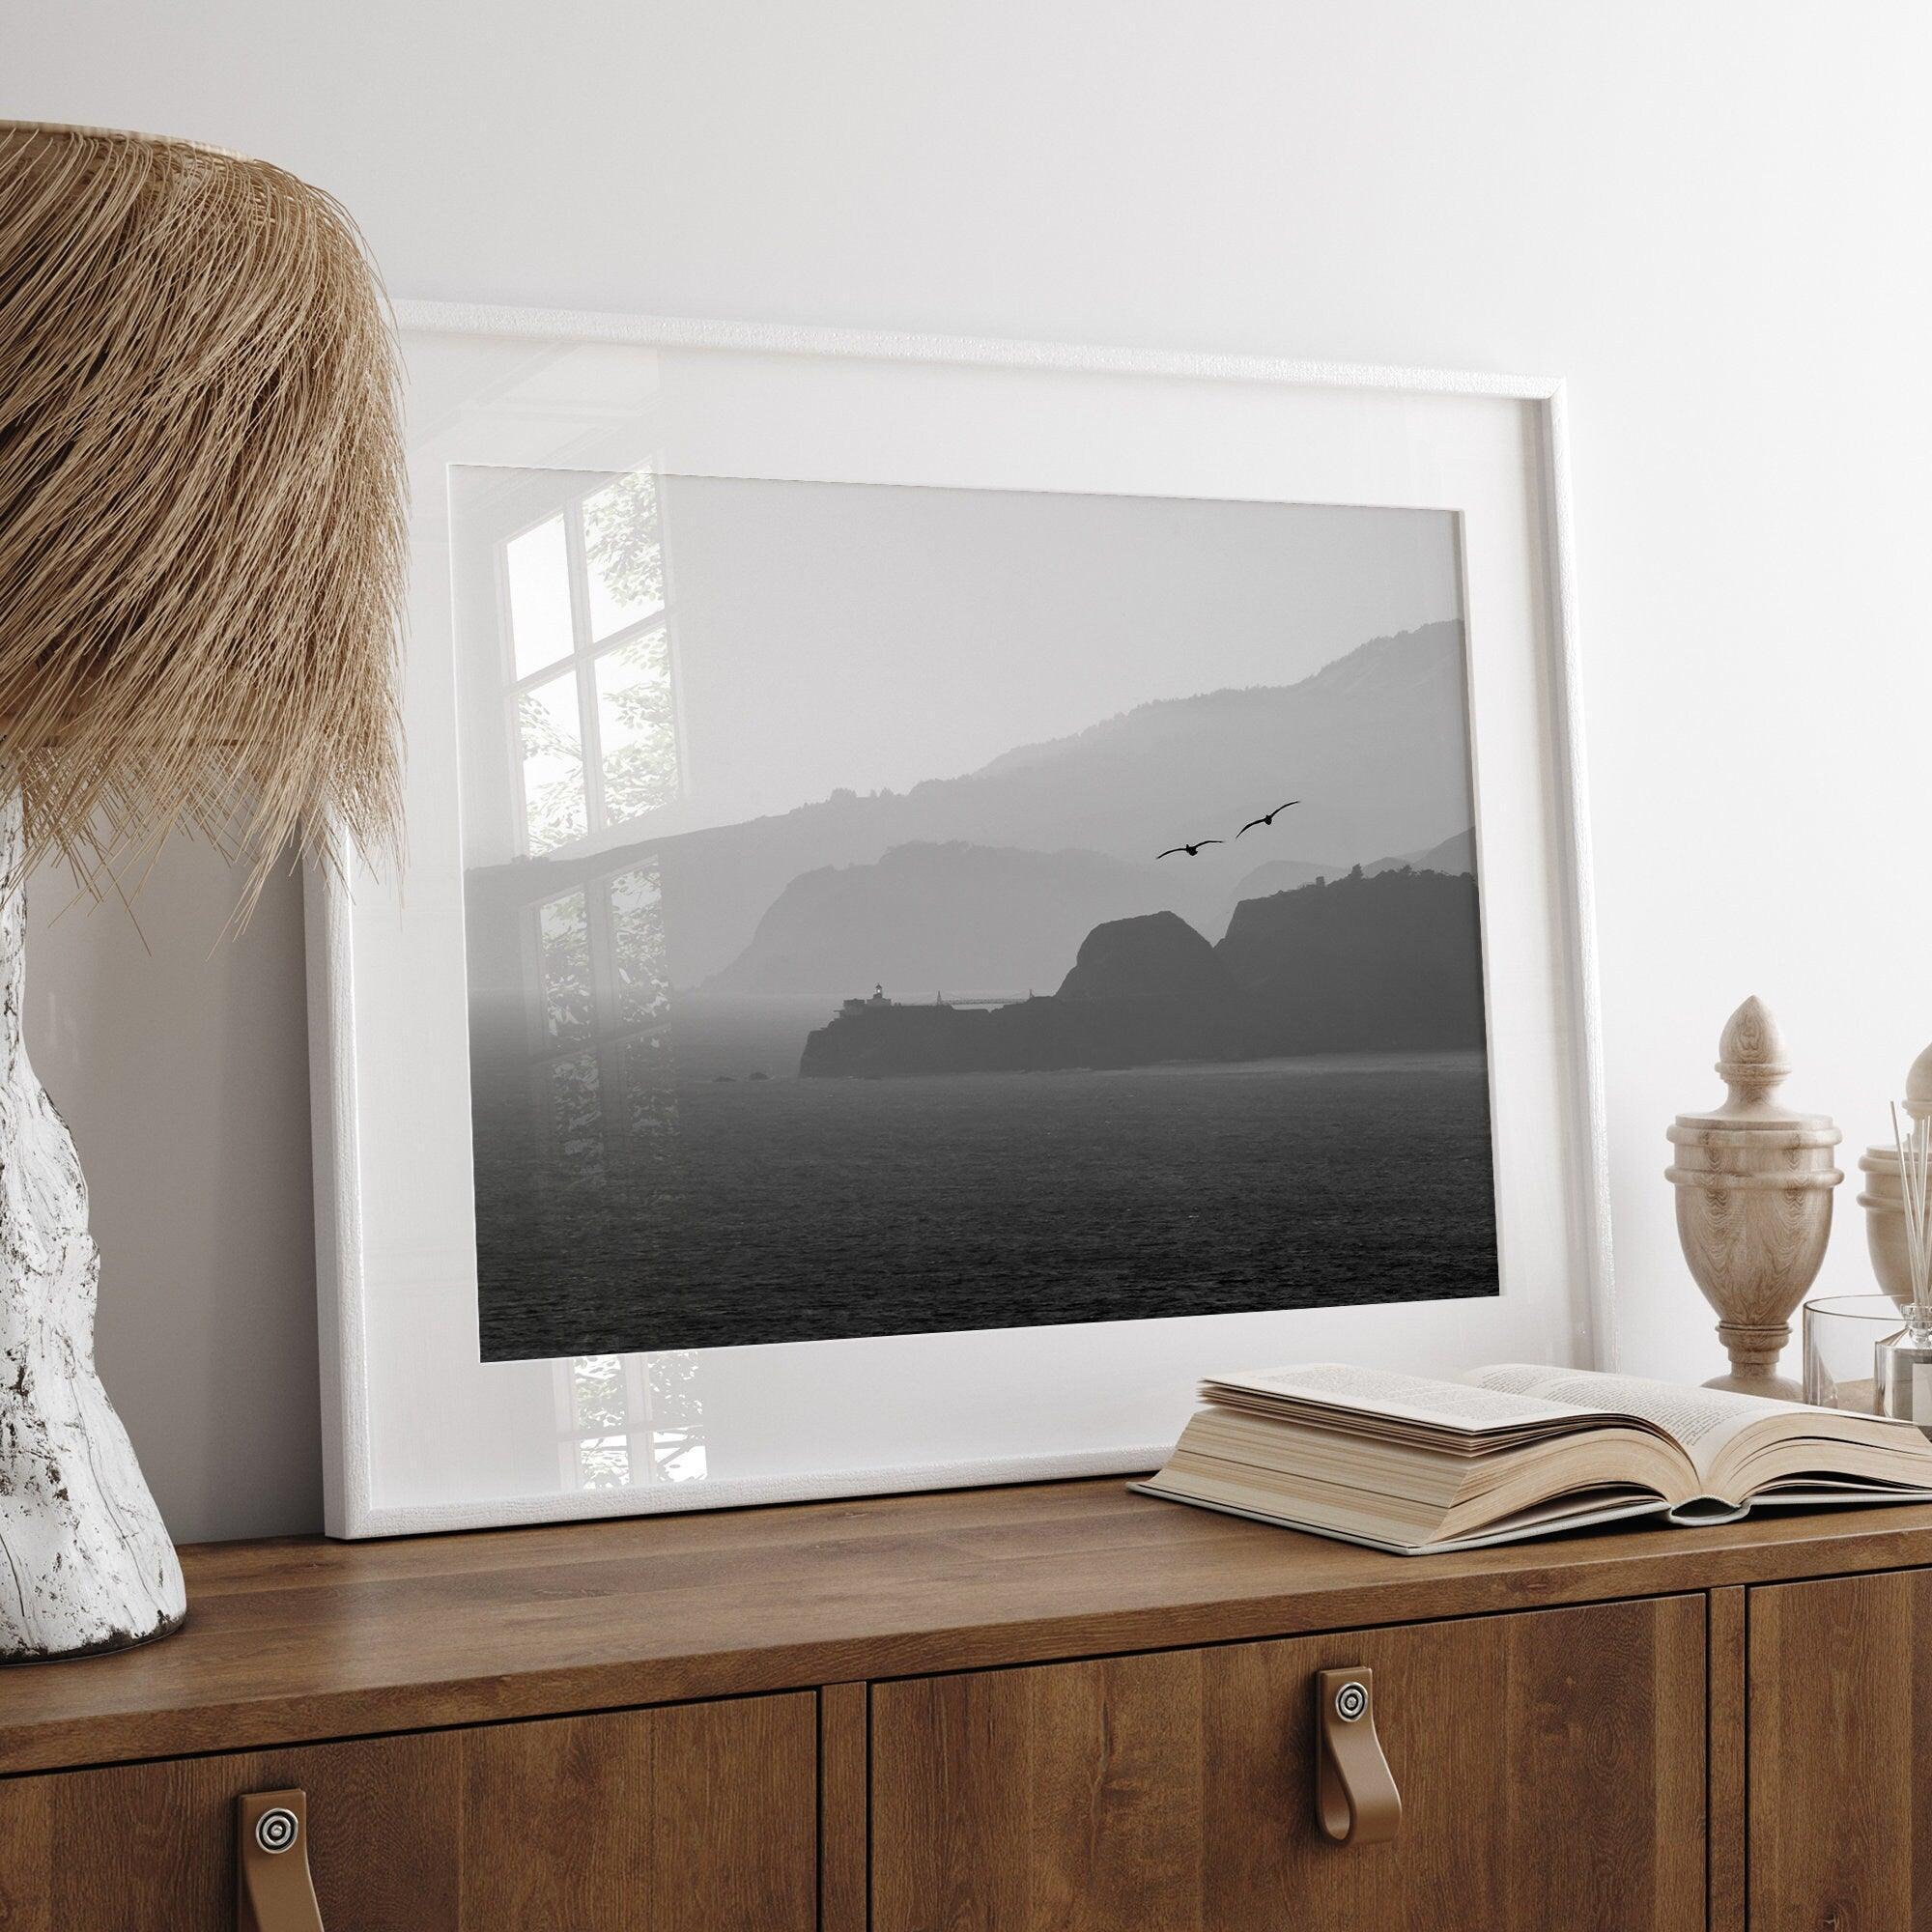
xmin=305 ymin=305 xmax=1610 ymax=1537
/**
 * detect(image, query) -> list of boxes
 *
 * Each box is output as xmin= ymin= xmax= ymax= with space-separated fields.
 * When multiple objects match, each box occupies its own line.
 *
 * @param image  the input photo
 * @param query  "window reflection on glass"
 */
xmin=495 ymin=470 xmax=702 ymax=1479
xmin=621 ymin=1033 xmax=679 ymax=1155
xmin=562 ymin=1352 xmax=705 ymax=1492
xmin=595 ymin=630 xmax=677 ymax=827
xmin=572 ymin=1353 xmax=627 ymax=1431
xmin=538 ymin=891 xmax=594 ymax=1045
xmin=611 ymin=873 xmax=678 ymax=1183
xmin=522 ymin=853 xmax=678 ymax=1191
xmin=577 ymin=1435 xmax=633 ymax=1488
xmin=548 ymin=1050 xmax=604 ymax=1177
xmin=571 ymin=1354 xmax=633 ymax=1489
xmin=505 ymin=514 xmax=574 ymax=677
xmin=583 ymin=472 xmax=666 ymax=640
xmin=501 ymin=468 xmax=678 ymax=862
xmin=518 ymin=670 xmax=587 ymax=853
xmin=608 ymin=866 xmax=670 ymax=1030
xmin=646 ymin=1352 xmax=707 ymax=1482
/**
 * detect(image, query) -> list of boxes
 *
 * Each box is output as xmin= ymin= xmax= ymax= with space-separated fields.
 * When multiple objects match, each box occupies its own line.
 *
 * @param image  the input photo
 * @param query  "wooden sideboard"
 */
xmin=0 ymin=1477 xmax=1927 ymax=1929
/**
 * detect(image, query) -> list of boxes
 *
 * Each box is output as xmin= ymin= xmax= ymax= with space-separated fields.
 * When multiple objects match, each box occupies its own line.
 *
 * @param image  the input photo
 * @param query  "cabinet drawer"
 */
xmin=0 ymin=1690 xmax=816 ymax=1931
xmin=871 ymin=1596 xmax=1704 ymax=1932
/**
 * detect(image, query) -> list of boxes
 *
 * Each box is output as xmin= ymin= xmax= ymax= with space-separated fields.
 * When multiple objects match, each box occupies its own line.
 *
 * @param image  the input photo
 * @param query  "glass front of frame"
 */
xmin=449 ymin=468 xmax=1498 ymax=1360
xmin=314 ymin=323 xmax=1602 ymax=1534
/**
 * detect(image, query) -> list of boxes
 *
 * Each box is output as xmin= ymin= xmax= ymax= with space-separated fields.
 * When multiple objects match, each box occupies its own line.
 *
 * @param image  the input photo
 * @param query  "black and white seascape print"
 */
xmin=454 ymin=470 xmax=1498 ymax=1360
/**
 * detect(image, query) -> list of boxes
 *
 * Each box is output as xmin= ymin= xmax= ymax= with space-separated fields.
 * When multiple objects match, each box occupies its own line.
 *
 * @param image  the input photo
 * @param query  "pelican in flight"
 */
xmin=1156 ymin=839 xmax=1223 ymax=860
xmin=1236 ymin=799 xmax=1301 ymax=838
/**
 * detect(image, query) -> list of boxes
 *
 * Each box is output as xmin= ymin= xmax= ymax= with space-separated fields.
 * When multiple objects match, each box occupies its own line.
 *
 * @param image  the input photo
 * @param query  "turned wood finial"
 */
xmin=1906 ymin=1040 xmax=1932 ymax=1122
xmin=1668 ymin=995 xmax=1841 ymax=1401
xmin=1711 ymin=996 xmax=1795 ymax=1121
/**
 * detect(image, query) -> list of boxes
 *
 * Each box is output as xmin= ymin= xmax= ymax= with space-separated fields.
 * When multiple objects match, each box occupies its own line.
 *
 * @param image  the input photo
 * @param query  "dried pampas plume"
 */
xmin=0 ymin=121 xmax=405 ymax=914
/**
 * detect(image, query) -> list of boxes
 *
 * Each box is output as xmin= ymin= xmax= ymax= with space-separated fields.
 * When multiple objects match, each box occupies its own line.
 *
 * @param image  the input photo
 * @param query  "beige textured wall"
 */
xmin=9 ymin=0 xmax=1932 ymax=1541
xmin=23 ymin=858 xmax=320 ymax=1541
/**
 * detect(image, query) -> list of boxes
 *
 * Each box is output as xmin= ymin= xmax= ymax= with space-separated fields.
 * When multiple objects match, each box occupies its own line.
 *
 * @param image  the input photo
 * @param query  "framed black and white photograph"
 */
xmin=307 ymin=309 xmax=1609 ymax=1535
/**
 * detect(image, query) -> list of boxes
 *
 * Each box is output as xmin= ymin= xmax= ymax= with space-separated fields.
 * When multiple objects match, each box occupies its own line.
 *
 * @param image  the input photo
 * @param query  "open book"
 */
xmin=1131 ymin=1362 xmax=1932 ymax=1554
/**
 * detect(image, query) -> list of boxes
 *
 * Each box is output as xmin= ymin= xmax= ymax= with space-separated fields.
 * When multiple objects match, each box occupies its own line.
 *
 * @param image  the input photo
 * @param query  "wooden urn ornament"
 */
xmin=1665 ymin=998 xmax=1843 ymax=1400
xmin=1857 ymin=1042 xmax=1932 ymax=1310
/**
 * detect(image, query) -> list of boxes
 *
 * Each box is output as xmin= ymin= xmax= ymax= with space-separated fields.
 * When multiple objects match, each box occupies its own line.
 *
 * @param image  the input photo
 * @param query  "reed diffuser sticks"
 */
xmin=1889 ymin=1101 xmax=1932 ymax=1343
xmin=1874 ymin=1095 xmax=1932 ymax=1428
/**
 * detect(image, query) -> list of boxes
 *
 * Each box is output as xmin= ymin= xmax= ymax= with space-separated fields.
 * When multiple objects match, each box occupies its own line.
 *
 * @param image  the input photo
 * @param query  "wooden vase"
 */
xmin=1856 ymin=1041 xmax=1932 ymax=1309
xmin=1665 ymin=998 xmax=1842 ymax=1401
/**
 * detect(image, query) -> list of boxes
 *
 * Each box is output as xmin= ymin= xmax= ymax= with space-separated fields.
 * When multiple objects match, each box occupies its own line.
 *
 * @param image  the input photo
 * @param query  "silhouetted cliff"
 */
xmin=799 ymin=865 xmax=1485 ymax=1076
xmin=1368 ymin=826 xmax=1475 ymax=879
xmin=1233 ymin=827 xmax=1474 ymax=905
xmin=1058 ymin=910 xmax=1230 ymax=1003
xmin=1219 ymin=864 xmax=1485 ymax=1053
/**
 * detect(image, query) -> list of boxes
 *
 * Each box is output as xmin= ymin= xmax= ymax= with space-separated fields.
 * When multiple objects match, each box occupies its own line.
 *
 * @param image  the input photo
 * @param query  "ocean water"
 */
xmin=474 ymin=1046 xmax=1498 ymax=1360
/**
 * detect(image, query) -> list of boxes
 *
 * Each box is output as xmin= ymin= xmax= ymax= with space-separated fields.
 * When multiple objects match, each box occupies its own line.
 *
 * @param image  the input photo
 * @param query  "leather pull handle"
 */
xmin=1315 ymin=1667 xmax=1401 ymax=1846
xmin=238 ymin=1790 xmax=325 ymax=1932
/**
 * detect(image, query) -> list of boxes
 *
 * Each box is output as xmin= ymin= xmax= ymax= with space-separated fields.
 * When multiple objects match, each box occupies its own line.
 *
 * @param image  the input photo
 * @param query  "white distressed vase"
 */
xmin=0 ymin=795 xmax=185 ymax=1659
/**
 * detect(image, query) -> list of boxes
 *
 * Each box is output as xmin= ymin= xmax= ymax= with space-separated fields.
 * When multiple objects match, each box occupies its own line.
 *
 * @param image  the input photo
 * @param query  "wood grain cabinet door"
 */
xmin=1749 ymin=1568 xmax=1932 ymax=1931
xmin=0 ymin=1691 xmax=816 ymax=1931
xmin=871 ymin=1595 xmax=1705 ymax=1932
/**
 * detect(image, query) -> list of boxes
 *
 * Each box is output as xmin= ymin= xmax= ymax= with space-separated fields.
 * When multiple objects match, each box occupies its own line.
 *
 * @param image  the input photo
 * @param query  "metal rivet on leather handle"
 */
xmin=255 ymin=1806 xmax=299 ymax=1854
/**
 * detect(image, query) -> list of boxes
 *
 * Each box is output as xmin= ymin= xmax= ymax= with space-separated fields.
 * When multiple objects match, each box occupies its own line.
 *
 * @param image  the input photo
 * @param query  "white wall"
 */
xmin=11 ymin=1 xmax=1932 ymax=1542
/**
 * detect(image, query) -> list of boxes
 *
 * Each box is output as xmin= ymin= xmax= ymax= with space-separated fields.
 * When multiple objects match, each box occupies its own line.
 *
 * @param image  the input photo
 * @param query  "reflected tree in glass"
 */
xmin=571 ymin=1353 xmax=632 ymax=1489
xmin=646 ymin=1351 xmax=706 ymax=1483
xmin=621 ymin=1032 xmax=681 ymax=1162
xmin=518 ymin=672 xmax=587 ymax=853
xmin=608 ymin=865 xmax=671 ymax=1029
xmin=596 ymin=629 xmax=678 ymax=825
xmin=538 ymin=890 xmax=595 ymax=1045
xmin=548 ymin=1049 xmax=604 ymax=1182
xmin=582 ymin=471 xmax=665 ymax=633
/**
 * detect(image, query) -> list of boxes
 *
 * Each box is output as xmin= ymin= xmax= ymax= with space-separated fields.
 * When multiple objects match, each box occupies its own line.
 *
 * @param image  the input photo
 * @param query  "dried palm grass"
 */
xmin=0 ymin=121 xmax=405 ymax=913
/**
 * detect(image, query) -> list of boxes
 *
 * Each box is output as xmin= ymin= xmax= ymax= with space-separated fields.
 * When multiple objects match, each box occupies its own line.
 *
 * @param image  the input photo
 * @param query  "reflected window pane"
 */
xmin=548 ymin=1049 xmax=604 ymax=1172
xmin=621 ymin=1031 xmax=679 ymax=1147
xmin=595 ymin=631 xmax=677 ymax=827
xmin=582 ymin=473 xmax=666 ymax=640
xmin=519 ymin=670 xmax=586 ymax=853
xmin=655 ymin=1434 xmax=706 ymax=1483
xmin=506 ymin=515 xmax=574 ymax=676
xmin=608 ymin=866 xmax=670 ymax=1029
xmin=648 ymin=1352 xmax=706 ymax=1482
xmin=571 ymin=1354 xmax=627 ymax=1432
xmin=538 ymin=891 xmax=594 ymax=1045
xmin=570 ymin=1357 xmax=632 ymax=1490
xmin=577 ymin=1435 xmax=633 ymax=1489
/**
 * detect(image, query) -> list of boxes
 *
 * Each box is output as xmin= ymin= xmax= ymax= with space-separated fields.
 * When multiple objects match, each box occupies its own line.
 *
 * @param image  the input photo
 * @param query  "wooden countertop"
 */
xmin=3 ymin=1477 xmax=1931 ymax=1776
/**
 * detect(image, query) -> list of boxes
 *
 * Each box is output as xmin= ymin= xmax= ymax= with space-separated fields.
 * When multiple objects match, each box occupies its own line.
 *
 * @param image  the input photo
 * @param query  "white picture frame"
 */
xmin=306 ymin=302 xmax=1610 ymax=1538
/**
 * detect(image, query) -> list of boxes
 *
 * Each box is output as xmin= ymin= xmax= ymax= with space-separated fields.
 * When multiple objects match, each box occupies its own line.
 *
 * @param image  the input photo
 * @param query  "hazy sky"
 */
xmin=455 ymin=469 xmax=1463 ymax=858
xmin=659 ymin=478 xmax=1461 ymax=832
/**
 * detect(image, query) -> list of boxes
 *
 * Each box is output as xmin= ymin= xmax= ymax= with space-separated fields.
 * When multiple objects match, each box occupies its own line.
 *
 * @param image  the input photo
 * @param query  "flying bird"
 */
xmin=1236 ymin=800 xmax=1301 ymax=838
xmin=1156 ymin=839 xmax=1223 ymax=860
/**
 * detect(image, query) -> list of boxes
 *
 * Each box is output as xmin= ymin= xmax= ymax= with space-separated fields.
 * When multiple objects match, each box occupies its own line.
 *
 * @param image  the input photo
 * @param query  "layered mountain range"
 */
xmin=468 ymin=620 xmax=1477 ymax=989
xmin=711 ymin=825 xmax=1476 ymax=997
